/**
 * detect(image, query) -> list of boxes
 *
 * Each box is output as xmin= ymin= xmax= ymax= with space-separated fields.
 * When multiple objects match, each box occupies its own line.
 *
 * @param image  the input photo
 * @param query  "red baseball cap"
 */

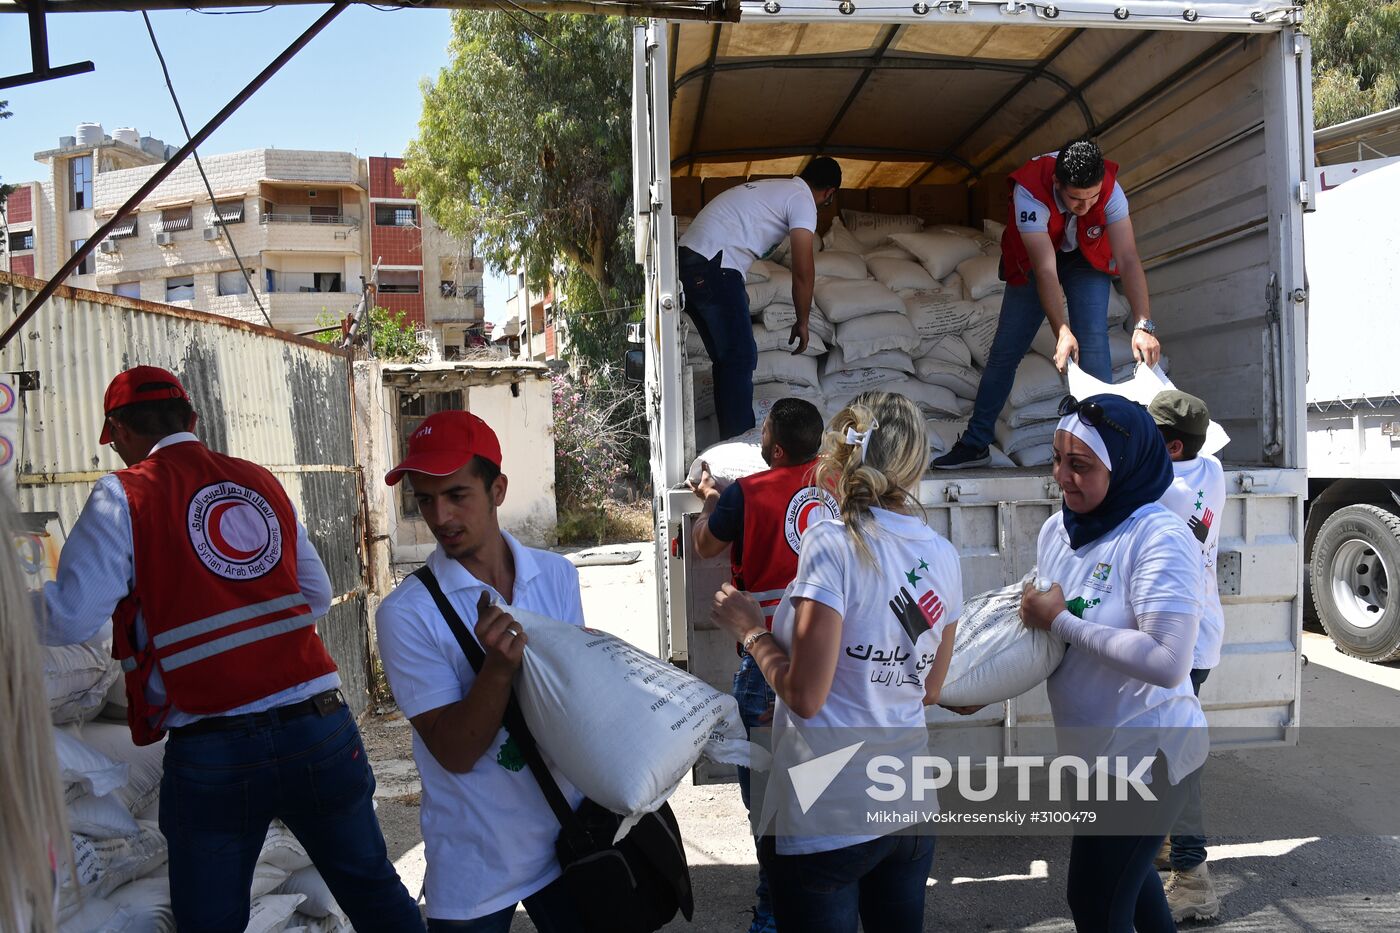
xmin=100 ymin=366 xmax=190 ymax=443
xmin=385 ymin=410 xmax=502 ymax=487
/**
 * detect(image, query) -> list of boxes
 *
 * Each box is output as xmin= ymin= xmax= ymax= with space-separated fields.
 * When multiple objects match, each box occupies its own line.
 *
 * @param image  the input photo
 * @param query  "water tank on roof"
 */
xmin=114 ymin=127 xmax=140 ymax=147
xmin=76 ymin=123 xmax=104 ymax=147
xmin=59 ymin=136 xmax=76 ymax=149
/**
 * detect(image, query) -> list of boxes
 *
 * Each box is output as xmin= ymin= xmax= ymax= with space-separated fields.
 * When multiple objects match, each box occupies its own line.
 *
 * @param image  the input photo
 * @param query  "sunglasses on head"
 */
xmin=1057 ymin=394 xmax=1131 ymax=438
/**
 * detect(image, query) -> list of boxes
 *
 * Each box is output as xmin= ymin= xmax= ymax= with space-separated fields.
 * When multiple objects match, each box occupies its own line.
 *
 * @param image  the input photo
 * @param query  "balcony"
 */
xmin=260 ymin=212 xmax=363 ymax=253
xmin=264 ymin=290 xmax=362 ymax=332
xmin=261 ymin=213 xmax=354 ymax=226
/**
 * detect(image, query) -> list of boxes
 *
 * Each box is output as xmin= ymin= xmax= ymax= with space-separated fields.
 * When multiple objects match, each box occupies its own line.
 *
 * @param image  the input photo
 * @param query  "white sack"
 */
xmin=866 ymin=257 xmax=938 ymax=292
xmin=107 ymin=875 xmax=174 ymax=933
xmin=1107 ymin=286 xmax=1131 ymax=324
xmin=957 ymin=254 xmax=1004 ymax=301
xmin=62 ymin=823 xmax=168 ymax=916
xmin=963 ymin=306 xmax=1002 ymax=369
xmin=746 ymin=277 xmax=780 ymax=312
xmin=888 ymin=232 xmax=984 ymax=279
xmin=813 ymin=278 xmax=905 ymax=324
xmin=73 ymin=723 xmax=165 ymax=816
xmin=774 ymin=231 xmax=821 ymax=268
xmin=54 ymin=729 xmax=128 ymax=803
xmin=836 ymin=312 xmax=922 ymax=361
xmin=922 ymin=333 xmax=973 ymax=368
xmin=983 ymin=219 xmax=1007 ymax=240
xmin=1030 ymin=322 xmax=1057 ymax=360
xmin=244 ymin=894 xmax=307 ymax=933
xmin=753 ymin=322 xmax=827 ymax=357
xmin=687 ymin=431 xmax=766 ymax=488
xmin=1067 ymin=361 xmax=1229 ymax=457
xmin=45 ymin=630 xmax=120 ymax=726
xmin=278 ymin=867 xmax=345 ymax=921
xmin=251 ymin=862 xmax=291 ymax=899
xmin=825 ymin=345 xmax=915 ymax=377
xmin=822 ymin=217 xmax=865 ymax=254
xmin=68 ymin=793 xmax=140 ymax=840
xmin=510 ymin=604 xmax=767 ymax=829
xmin=995 ymin=418 xmax=1058 ymax=457
xmin=903 ymin=290 xmax=977 ymax=341
xmin=259 ymin=820 xmax=313 ymax=873
xmin=840 ymin=209 xmax=924 ymax=250
xmin=914 ymin=357 xmax=981 ymax=399
xmin=926 ymin=420 xmax=965 ymax=457
xmin=894 ymin=380 xmax=967 ymax=419
xmin=60 ymin=898 xmax=135 ymax=933
xmin=754 ymin=350 xmax=821 ymax=391
xmin=1109 ymin=329 xmax=1135 ymax=370
xmin=760 ymin=303 xmax=835 ymax=344
xmin=863 ymin=242 xmax=916 ymax=261
xmin=1002 ymin=396 xmax=1063 ymax=430
xmin=1008 ymin=354 xmax=1066 ymax=408
xmin=939 ymin=575 xmax=1067 ymax=707
xmin=1012 ymin=443 xmax=1055 ymax=467
xmin=812 ymin=251 xmax=868 ymax=280
xmin=821 ymin=365 xmax=909 ymax=399
xmin=746 ymin=260 xmax=787 ymax=286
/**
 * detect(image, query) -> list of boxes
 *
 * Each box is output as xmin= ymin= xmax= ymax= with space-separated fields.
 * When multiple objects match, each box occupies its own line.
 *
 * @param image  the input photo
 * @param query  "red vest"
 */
xmin=111 ymin=441 xmax=336 ymax=745
xmin=734 ymin=462 xmax=838 ymax=628
xmin=1000 ymin=153 xmax=1120 ymax=287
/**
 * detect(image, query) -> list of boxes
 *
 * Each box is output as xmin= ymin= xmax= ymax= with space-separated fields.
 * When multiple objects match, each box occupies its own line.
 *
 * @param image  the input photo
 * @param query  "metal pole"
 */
xmin=0 ymin=1 xmax=350 ymax=350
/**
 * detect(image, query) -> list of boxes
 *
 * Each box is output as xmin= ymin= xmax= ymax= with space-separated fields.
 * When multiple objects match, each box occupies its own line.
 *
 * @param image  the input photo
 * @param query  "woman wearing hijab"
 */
xmin=1021 ymin=393 xmax=1208 ymax=933
xmin=711 ymin=391 xmax=962 ymax=933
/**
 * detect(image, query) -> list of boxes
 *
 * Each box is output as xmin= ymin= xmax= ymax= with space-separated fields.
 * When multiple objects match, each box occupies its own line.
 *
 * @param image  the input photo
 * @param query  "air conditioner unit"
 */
xmin=154 ymin=232 xmax=174 ymax=247
xmin=203 ymin=227 xmax=223 ymax=241
xmin=98 ymin=239 xmax=119 ymax=254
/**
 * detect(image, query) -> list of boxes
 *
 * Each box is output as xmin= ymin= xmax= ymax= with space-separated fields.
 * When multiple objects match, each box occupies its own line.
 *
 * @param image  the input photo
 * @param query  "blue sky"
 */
xmin=0 ymin=4 xmax=512 ymax=324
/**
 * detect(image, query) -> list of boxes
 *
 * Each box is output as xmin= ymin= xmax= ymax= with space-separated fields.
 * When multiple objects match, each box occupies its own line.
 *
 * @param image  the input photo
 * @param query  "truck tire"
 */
xmin=1311 ymin=504 xmax=1400 ymax=662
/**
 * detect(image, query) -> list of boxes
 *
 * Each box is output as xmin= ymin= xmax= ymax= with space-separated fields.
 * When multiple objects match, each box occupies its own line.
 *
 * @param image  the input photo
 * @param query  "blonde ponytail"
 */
xmin=814 ymin=391 xmax=928 ymax=567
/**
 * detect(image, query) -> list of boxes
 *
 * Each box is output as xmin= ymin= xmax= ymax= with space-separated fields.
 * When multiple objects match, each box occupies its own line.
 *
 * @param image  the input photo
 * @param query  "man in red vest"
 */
xmin=688 ymin=397 xmax=836 ymax=933
xmin=39 ymin=366 xmax=423 ymax=932
xmin=933 ymin=139 xmax=1162 ymax=469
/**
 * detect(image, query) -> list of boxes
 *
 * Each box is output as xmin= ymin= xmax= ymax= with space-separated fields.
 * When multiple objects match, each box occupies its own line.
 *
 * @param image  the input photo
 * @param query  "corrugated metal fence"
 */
xmin=0 ymin=272 xmax=372 ymax=714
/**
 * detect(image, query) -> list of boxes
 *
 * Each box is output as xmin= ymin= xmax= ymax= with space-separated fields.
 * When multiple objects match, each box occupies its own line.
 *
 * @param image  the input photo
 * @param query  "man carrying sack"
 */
xmin=376 ymin=410 xmax=690 ymax=932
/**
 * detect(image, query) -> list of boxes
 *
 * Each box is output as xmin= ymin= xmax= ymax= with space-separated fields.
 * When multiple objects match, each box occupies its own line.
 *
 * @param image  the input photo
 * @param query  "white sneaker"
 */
xmin=1164 ymin=862 xmax=1221 ymax=922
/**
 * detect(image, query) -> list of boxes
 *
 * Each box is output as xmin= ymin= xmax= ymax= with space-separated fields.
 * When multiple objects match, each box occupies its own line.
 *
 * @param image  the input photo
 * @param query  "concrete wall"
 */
xmin=354 ymin=361 xmax=557 ymax=575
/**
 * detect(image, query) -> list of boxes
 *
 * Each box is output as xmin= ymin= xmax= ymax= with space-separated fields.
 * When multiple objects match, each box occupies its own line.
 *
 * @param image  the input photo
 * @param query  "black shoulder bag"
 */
xmin=412 ymin=567 xmax=694 ymax=933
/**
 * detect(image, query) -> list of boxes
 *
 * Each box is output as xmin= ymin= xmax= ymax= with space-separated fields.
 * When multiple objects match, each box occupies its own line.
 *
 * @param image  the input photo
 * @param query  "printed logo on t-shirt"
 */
xmin=784 ymin=486 xmax=840 ymax=554
xmin=1188 ymin=506 xmax=1214 ymax=545
xmin=186 ymin=482 xmax=283 ymax=580
xmin=496 ymin=735 xmax=525 ymax=772
xmin=1085 ymin=562 xmax=1114 ymax=594
xmin=1067 ymin=595 xmax=1101 ymax=618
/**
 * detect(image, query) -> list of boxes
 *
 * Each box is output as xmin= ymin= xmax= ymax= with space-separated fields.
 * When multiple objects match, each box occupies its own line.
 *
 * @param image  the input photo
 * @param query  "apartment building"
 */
xmin=11 ymin=126 xmax=485 ymax=351
xmin=501 ymin=268 xmax=569 ymax=362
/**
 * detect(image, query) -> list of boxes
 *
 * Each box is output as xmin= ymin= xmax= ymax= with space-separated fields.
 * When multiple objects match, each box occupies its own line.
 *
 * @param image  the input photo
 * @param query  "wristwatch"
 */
xmin=1132 ymin=318 xmax=1157 ymax=336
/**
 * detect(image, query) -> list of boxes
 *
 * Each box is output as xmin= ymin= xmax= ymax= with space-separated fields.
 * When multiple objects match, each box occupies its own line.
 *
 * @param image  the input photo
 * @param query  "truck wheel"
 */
xmin=1311 ymin=504 xmax=1400 ymax=662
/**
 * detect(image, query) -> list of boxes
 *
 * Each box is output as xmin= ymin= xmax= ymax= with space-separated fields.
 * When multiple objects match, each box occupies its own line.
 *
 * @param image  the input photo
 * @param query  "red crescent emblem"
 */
xmin=796 ymin=500 xmax=825 ymax=535
xmin=207 ymin=501 xmax=264 ymax=561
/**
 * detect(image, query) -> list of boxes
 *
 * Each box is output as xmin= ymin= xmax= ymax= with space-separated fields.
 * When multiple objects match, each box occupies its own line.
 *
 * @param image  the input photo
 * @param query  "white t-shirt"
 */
xmin=1038 ymin=504 xmax=1208 ymax=784
xmin=1013 ymin=179 xmax=1129 ymax=252
xmin=679 ymin=177 xmax=818 ymax=276
xmin=375 ymin=535 xmax=586 ymax=921
xmin=770 ymin=508 xmax=962 ymax=854
xmin=1158 ymin=454 xmax=1226 ymax=670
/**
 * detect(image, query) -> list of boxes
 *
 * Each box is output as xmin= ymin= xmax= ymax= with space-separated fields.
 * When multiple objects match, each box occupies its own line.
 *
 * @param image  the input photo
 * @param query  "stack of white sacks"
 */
xmin=685 ymin=205 xmax=1167 ymax=469
xmin=43 ymin=622 xmax=355 ymax=931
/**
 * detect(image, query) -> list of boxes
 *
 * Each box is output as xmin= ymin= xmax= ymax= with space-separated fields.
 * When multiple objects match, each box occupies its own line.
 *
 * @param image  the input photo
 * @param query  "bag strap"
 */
xmin=411 ymin=566 xmax=584 ymax=838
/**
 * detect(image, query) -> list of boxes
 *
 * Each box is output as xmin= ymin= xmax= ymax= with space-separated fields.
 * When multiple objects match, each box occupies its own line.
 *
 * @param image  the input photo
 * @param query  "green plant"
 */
xmin=313 ymin=305 xmax=428 ymax=361
xmin=551 ymin=366 xmax=645 ymax=513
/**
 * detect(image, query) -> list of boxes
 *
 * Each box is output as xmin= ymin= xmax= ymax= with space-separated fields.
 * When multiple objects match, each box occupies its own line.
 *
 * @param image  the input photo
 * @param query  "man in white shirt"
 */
xmin=375 ymin=410 xmax=588 ymax=931
xmin=40 ymin=366 xmax=422 ymax=932
xmin=1150 ymin=389 xmax=1225 ymax=922
xmin=934 ymin=140 xmax=1160 ymax=469
xmin=678 ymin=157 xmax=842 ymax=440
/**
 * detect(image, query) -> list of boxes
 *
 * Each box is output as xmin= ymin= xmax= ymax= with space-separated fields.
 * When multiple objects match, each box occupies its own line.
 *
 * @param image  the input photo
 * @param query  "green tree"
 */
xmin=399 ymin=12 xmax=642 ymax=350
xmin=1309 ymin=0 xmax=1400 ymax=127
xmin=313 ymin=306 xmax=427 ymax=361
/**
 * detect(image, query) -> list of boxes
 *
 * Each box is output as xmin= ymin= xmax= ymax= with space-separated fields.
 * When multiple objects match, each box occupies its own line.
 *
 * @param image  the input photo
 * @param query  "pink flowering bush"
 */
xmin=551 ymin=369 xmax=635 ymax=511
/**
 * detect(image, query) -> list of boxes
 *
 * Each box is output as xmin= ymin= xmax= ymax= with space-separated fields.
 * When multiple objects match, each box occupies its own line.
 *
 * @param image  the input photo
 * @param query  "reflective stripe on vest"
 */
xmin=161 ymin=611 xmax=317 ymax=672
xmin=743 ymin=587 xmax=788 ymax=620
xmin=152 ymin=592 xmax=309 ymax=650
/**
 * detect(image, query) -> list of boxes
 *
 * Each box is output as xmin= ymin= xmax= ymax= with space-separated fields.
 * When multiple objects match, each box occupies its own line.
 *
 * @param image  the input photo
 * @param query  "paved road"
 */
xmin=370 ymin=548 xmax=1400 ymax=932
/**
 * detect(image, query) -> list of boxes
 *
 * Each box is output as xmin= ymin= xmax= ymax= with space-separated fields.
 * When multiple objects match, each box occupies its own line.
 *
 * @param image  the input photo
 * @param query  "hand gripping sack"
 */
xmin=939 ymin=575 xmax=1067 ymax=707
xmin=412 ymin=568 xmax=698 ymax=933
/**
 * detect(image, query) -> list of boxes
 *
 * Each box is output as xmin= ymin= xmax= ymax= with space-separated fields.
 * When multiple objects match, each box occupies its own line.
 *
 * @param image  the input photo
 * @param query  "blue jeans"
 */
xmin=679 ymin=246 xmax=757 ymax=440
xmin=963 ymin=251 xmax=1113 ymax=450
xmin=759 ymin=832 xmax=936 ymax=933
xmin=160 ymin=703 xmax=424 ymax=932
xmin=1170 ymin=667 xmax=1212 ymax=870
xmin=1067 ymin=833 xmax=1175 ymax=933
xmin=734 ymin=652 xmax=776 ymax=918
xmin=425 ymin=874 xmax=582 ymax=932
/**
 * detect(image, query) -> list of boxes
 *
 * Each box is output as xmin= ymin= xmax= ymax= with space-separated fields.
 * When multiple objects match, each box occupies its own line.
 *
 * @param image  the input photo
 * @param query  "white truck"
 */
xmin=1302 ymin=158 xmax=1400 ymax=661
xmin=630 ymin=0 xmax=1310 ymax=773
